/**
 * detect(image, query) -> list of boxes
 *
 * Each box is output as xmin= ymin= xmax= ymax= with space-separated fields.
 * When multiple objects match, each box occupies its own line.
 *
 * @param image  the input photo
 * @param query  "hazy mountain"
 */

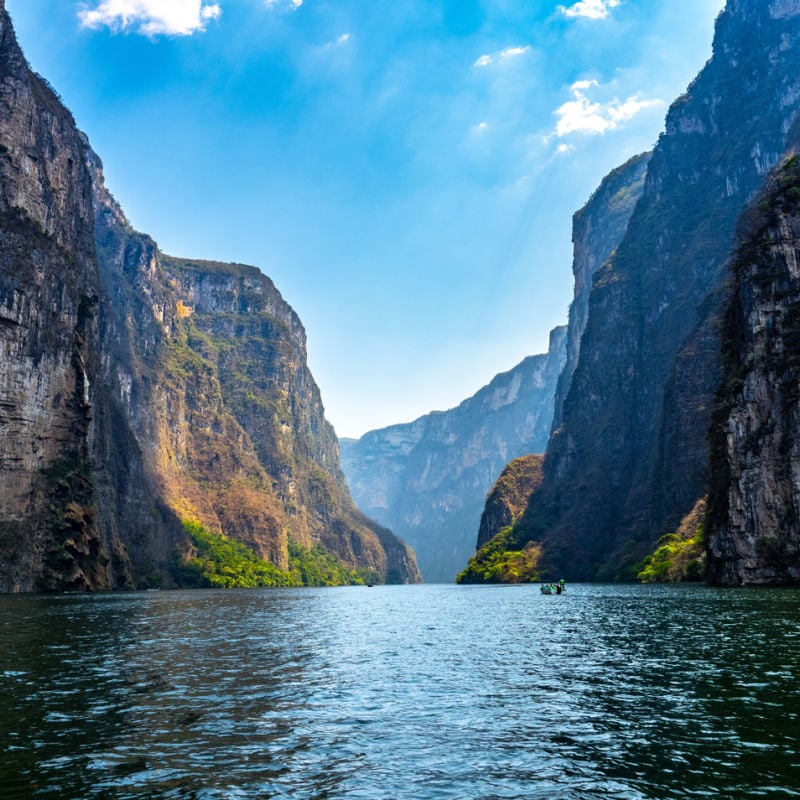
xmin=340 ymin=327 xmax=566 ymax=582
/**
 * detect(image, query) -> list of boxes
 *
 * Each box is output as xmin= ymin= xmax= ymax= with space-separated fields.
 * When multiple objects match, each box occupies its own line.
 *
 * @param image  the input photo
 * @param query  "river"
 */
xmin=1 ymin=583 xmax=799 ymax=799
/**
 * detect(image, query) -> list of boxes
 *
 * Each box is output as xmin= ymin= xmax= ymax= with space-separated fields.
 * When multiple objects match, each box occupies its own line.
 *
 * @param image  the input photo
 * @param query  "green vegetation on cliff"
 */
xmin=457 ymin=453 xmax=545 ymax=584
xmin=457 ymin=526 xmax=542 ymax=584
xmin=176 ymin=521 xmax=378 ymax=588
xmin=288 ymin=541 xmax=380 ymax=587
xmin=177 ymin=521 xmax=295 ymax=588
xmin=637 ymin=498 xmax=707 ymax=583
xmin=476 ymin=454 xmax=544 ymax=549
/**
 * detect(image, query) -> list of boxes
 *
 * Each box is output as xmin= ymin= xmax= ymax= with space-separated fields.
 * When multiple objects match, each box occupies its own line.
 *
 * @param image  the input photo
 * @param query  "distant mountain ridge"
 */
xmin=340 ymin=326 xmax=566 ymax=582
xmin=340 ymin=144 xmax=651 ymax=583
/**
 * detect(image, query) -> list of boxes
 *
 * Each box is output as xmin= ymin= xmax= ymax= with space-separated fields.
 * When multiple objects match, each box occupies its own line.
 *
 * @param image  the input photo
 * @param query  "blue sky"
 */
xmin=7 ymin=0 xmax=725 ymax=438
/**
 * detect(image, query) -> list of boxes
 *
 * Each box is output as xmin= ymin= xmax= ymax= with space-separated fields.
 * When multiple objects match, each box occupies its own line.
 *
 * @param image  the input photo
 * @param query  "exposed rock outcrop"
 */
xmin=707 ymin=151 xmax=800 ymax=584
xmin=0 ymin=2 xmax=112 ymax=591
xmin=340 ymin=326 xmax=566 ymax=582
xmin=552 ymin=152 xmax=650 ymax=431
xmin=476 ymin=454 xmax=543 ymax=550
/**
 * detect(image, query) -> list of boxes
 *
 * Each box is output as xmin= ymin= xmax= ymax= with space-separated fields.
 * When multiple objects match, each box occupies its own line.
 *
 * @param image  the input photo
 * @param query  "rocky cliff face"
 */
xmin=90 ymin=161 xmax=418 ymax=583
xmin=513 ymin=0 xmax=800 ymax=581
xmin=458 ymin=150 xmax=647 ymax=582
xmin=340 ymin=326 xmax=565 ymax=582
xmin=456 ymin=453 xmax=545 ymax=584
xmin=707 ymin=150 xmax=800 ymax=584
xmin=552 ymin=152 xmax=650 ymax=431
xmin=0 ymin=3 xmax=115 ymax=591
xmin=0 ymin=3 xmax=419 ymax=590
xmin=476 ymin=454 xmax=543 ymax=550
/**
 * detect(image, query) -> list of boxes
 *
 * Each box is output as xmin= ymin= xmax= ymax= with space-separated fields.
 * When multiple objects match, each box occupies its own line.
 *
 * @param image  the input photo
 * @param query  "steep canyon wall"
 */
xmin=516 ymin=0 xmax=800 ymax=581
xmin=0 ymin=3 xmax=418 ymax=590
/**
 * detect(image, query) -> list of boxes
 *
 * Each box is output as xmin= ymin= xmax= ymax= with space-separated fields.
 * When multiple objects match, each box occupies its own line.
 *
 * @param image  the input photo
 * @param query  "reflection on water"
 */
xmin=1 ymin=584 xmax=800 ymax=799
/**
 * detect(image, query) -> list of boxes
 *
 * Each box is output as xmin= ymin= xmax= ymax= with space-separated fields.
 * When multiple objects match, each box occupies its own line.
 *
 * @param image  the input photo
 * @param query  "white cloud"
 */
xmin=320 ymin=32 xmax=351 ymax=50
xmin=78 ymin=0 xmax=221 ymax=36
xmin=264 ymin=0 xmax=303 ymax=10
xmin=553 ymin=79 xmax=663 ymax=137
xmin=473 ymin=45 xmax=531 ymax=69
xmin=499 ymin=46 xmax=529 ymax=60
xmin=559 ymin=0 xmax=621 ymax=20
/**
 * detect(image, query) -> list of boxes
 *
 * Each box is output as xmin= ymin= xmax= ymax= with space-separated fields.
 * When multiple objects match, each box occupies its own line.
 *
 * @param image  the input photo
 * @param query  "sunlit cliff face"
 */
xmin=0 ymin=3 xmax=419 ymax=591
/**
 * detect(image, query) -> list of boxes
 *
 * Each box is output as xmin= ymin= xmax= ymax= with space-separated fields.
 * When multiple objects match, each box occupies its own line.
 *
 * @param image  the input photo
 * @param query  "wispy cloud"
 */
xmin=78 ymin=0 xmax=221 ymax=36
xmin=264 ymin=0 xmax=303 ymax=10
xmin=558 ymin=0 xmax=621 ymax=20
xmin=552 ymin=79 xmax=663 ymax=137
xmin=473 ymin=46 xmax=531 ymax=69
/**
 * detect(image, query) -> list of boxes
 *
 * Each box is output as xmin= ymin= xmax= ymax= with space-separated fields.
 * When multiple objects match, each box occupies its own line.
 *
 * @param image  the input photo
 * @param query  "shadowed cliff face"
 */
xmin=341 ymin=326 xmax=565 ymax=582
xmin=0 ymin=3 xmax=419 ymax=589
xmin=457 ymin=151 xmax=648 ymax=583
xmin=518 ymin=0 xmax=800 ymax=581
xmin=551 ymin=152 xmax=650 ymax=432
xmin=0 ymin=3 xmax=112 ymax=591
xmin=708 ymin=152 xmax=800 ymax=584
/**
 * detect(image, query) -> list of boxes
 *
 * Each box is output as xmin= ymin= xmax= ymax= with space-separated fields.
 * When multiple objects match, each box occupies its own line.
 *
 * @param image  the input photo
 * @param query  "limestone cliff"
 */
xmin=707 ymin=151 xmax=800 ymax=584
xmin=340 ymin=326 xmax=565 ymax=582
xmin=90 ymin=159 xmax=418 ymax=583
xmin=510 ymin=0 xmax=800 ymax=582
xmin=552 ymin=152 xmax=650 ymax=431
xmin=0 ymin=3 xmax=419 ymax=590
xmin=0 ymin=3 xmax=114 ymax=590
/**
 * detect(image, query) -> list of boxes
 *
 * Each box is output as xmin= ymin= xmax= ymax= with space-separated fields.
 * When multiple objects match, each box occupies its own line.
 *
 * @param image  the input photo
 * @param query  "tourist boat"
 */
xmin=540 ymin=581 xmax=566 ymax=595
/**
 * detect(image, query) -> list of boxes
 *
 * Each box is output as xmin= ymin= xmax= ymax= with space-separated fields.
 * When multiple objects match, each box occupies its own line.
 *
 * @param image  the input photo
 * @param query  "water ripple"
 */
xmin=2 ymin=584 xmax=800 ymax=798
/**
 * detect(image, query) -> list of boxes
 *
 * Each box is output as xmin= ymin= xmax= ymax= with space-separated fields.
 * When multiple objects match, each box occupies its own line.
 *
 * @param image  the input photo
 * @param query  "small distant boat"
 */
xmin=540 ymin=580 xmax=566 ymax=595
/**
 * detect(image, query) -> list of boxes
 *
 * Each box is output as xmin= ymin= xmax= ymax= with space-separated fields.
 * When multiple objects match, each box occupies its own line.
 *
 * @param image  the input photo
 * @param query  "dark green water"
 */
xmin=1 ymin=584 xmax=799 ymax=799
